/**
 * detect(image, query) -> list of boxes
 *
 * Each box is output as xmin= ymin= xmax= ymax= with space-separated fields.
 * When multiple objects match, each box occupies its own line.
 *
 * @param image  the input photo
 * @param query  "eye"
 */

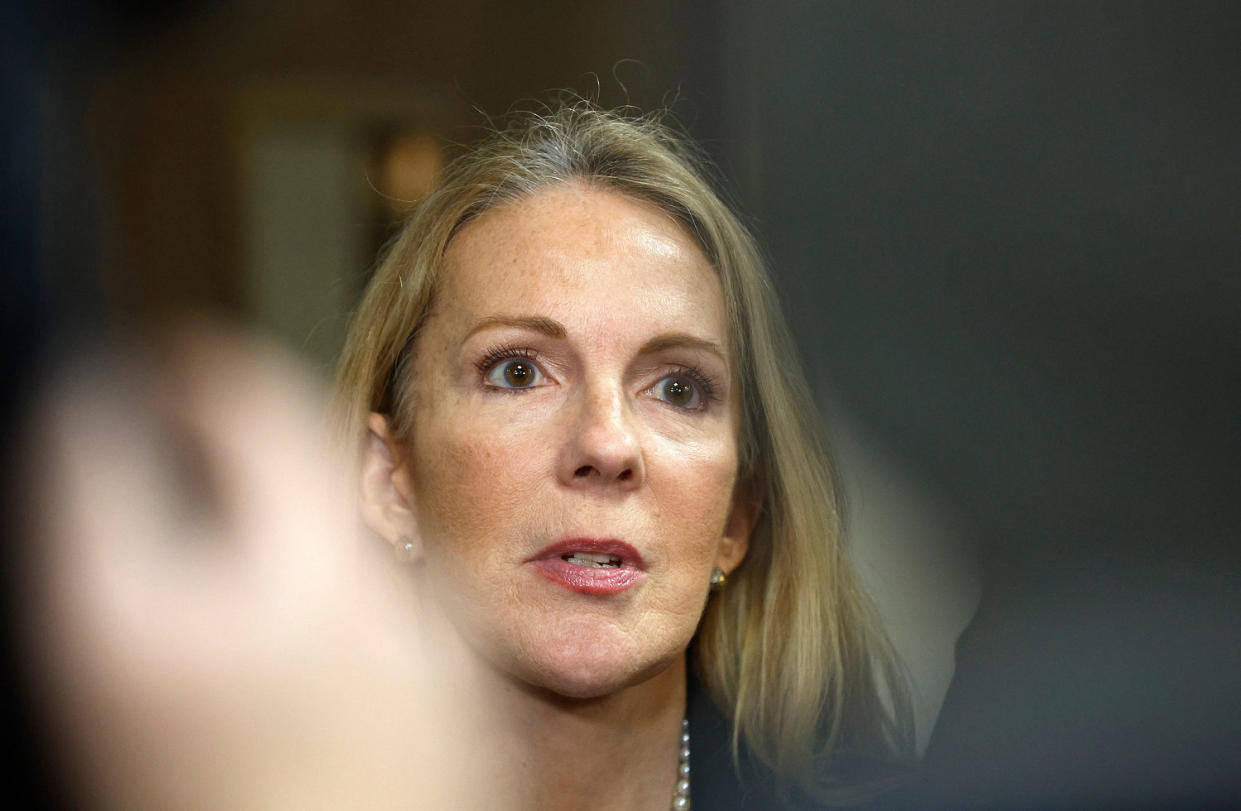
xmin=484 ymin=357 xmax=545 ymax=389
xmin=652 ymin=375 xmax=702 ymax=409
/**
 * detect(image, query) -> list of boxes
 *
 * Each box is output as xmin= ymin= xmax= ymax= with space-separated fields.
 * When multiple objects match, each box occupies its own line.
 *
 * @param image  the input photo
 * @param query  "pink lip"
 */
xmin=528 ymin=538 xmax=647 ymax=595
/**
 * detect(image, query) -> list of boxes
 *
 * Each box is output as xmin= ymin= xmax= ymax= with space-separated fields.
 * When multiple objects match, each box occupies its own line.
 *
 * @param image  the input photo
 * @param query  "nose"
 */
xmin=557 ymin=385 xmax=645 ymax=490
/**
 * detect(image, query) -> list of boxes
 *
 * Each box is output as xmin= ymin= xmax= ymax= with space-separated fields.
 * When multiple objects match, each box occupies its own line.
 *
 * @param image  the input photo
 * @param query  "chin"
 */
xmin=530 ymin=660 xmax=649 ymax=700
xmin=503 ymin=631 xmax=684 ymax=701
xmin=440 ymin=585 xmax=694 ymax=701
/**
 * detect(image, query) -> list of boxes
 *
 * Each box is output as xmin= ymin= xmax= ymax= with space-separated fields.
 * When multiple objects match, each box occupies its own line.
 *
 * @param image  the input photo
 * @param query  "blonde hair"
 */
xmin=333 ymin=100 xmax=914 ymax=801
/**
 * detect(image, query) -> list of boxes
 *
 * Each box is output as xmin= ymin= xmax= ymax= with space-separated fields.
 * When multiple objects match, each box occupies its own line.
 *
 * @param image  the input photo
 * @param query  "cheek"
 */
xmin=409 ymin=415 xmax=544 ymax=555
xmin=649 ymin=440 xmax=739 ymax=556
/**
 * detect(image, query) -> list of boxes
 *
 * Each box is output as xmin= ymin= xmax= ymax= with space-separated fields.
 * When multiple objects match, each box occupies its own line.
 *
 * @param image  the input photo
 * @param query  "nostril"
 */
xmin=571 ymin=465 xmax=634 ymax=482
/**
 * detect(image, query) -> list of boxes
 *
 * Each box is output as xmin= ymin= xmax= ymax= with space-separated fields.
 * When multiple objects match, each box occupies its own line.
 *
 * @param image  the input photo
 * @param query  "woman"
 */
xmin=334 ymin=100 xmax=915 ymax=808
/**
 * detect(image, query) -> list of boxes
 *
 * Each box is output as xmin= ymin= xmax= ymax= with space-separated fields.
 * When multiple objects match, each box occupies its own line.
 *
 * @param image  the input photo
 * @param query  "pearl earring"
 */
xmin=394 ymin=536 xmax=419 ymax=563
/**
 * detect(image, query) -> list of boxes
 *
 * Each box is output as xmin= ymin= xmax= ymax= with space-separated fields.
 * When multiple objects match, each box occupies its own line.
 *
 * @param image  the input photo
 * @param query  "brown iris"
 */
xmin=660 ymin=377 xmax=696 ymax=408
xmin=503 ymin=360 xmax=534 ymax=387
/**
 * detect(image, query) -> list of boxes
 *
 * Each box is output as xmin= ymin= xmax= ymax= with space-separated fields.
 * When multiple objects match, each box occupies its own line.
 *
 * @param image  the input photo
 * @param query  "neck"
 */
xmin=398 ymin=574 xmax=689 ymax=809
xmin=468 ymin=652 xmax=688 ymax=811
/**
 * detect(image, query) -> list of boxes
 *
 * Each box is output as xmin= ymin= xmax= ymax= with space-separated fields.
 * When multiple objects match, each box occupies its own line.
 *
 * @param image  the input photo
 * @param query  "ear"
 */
xmin=359 ymin=412 xmax=422 ymax=561
xmin=715 ymin=477 xmax=758 ymax=575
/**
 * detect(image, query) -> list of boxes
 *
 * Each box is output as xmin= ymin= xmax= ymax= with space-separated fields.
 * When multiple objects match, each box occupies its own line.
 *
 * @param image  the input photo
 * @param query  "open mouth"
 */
xmin=562 ymin=551 xmax=623 ymax=568
xmin=529 ymin=538 xmax=647 ymax=595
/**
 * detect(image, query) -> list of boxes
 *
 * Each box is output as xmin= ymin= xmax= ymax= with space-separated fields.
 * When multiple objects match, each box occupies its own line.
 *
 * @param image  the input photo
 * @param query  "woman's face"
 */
xmin=396 ymin=183 xmax=749 ymax=699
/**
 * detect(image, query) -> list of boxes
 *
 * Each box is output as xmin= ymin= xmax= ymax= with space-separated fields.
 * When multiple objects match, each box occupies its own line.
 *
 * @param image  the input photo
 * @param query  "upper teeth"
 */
xmin=563 ymin=552 xmax=622 ymax=568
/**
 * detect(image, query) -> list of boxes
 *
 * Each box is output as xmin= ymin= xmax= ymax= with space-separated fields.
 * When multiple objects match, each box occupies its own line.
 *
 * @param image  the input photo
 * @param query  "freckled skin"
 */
xmin=403 ymin=183 xmax=747 ymax=699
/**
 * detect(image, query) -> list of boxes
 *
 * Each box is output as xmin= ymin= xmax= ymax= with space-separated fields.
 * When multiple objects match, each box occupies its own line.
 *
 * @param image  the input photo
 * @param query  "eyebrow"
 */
xmin=638 ymin=333 xmax=728 ymax=366
xmin=464 ymin=315 xmax=567 ymax=341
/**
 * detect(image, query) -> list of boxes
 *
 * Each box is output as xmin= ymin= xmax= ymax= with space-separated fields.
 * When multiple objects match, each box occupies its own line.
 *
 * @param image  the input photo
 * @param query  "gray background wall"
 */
xmin=703 ymin=3 xmax=1240 ymax=805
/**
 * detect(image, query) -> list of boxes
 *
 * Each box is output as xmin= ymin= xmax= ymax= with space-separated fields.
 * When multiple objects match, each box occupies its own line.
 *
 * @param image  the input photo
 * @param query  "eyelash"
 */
xmin=664 ymin=364 xmax=720 ymax=407
xmin=474 ymin=344 xmax=541 ymax=376
xmin=473 ymin=344 xmax=721 ymax=408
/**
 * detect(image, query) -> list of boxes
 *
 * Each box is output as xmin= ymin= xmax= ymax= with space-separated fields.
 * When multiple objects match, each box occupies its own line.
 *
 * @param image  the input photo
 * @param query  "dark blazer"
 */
xmin=687 ymin=673 xmax=785 ymax=809
xmin=687 ymin=673 xmax=916 ymax=810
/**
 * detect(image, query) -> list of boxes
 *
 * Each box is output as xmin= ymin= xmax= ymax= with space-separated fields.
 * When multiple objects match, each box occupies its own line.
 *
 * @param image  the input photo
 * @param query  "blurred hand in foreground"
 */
xmin=17 ymin=328 xmax=492 ymax=809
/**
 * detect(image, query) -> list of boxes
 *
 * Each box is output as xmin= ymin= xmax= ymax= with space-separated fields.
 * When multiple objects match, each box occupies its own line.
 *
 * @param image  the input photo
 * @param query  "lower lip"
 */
xmin=532 ymin=558 xmax=646 ymax=595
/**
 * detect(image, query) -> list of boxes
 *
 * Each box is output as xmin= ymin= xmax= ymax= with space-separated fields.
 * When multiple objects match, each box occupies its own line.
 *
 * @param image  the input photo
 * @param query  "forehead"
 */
xmin=436 ymin=183 xmax=726 ymax=340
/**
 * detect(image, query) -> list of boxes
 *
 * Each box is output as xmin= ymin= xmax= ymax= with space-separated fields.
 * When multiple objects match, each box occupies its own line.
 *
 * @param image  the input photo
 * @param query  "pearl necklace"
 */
xmin=672 ymin=717 xmax=691 ymax=809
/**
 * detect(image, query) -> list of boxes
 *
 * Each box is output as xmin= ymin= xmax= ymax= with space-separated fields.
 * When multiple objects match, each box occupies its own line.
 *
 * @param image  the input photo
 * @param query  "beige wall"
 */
xmin=85 ymin=0 xmax=686 ymax=340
